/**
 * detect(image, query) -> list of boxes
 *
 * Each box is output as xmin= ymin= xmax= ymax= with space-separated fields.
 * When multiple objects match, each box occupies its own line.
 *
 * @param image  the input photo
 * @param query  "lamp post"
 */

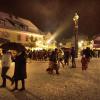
xmin=73 ymin=13 xmax=79 ymax=58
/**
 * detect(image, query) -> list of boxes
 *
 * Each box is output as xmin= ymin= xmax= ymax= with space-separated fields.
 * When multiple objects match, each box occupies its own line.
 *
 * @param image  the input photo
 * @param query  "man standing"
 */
xmin=71 ymin=47 xmax=76 ymax=68
xmin=63 ymin=48 xmax=70 ymax=66
xmin=0 ymin=50 xmax=12 ymax=88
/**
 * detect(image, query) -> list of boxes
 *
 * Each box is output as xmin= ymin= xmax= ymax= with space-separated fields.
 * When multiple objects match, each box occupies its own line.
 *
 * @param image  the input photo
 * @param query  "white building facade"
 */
xmin=0 ymin=12 xmax=44 ymax=50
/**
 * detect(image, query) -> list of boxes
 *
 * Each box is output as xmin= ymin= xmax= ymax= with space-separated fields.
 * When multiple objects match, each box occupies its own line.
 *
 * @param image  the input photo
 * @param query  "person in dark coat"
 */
xmin=46 ymin=48 xmax=59 ymax=74
xmin=63 ymin=48 xmax=70 ymax=66
xmin=82 ymin=47 xmax=92 ymax=62
xmin=11 ymin=51 xmax=27 ymax=91
xmin=70 ymin=47 xmax=76 ymax=68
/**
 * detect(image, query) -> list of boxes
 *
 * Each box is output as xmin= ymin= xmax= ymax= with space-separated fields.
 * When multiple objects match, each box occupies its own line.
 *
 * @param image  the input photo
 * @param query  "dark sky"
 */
xmin=0 ymin=0 xmax=100 ymax=41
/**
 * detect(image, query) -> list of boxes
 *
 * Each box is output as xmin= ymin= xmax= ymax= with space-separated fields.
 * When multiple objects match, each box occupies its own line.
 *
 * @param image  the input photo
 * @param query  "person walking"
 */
xmin=11 ymin=51 xmax=27 ymax=91
xmin=58 ymin=49 xmax=64 ymax=68
xmin=0 ymin=50 xmax=12 ymax=88
xmin=47 ymin=48 xmax=59 ymax=74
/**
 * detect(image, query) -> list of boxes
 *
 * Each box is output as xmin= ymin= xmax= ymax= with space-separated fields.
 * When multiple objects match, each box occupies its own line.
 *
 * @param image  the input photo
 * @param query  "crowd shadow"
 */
xmin=6 ymin=88 xmax=43 ymax=100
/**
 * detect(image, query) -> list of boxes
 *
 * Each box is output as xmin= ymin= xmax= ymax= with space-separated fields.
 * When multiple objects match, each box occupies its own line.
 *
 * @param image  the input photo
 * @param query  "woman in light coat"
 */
xmin=0 ymin=50 xmax=12 ymax=88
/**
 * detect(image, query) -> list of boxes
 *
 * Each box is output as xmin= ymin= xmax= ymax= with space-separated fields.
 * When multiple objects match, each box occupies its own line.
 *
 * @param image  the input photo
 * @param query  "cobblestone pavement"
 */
xmin=0 ymin=58 xmax=100 ymax=100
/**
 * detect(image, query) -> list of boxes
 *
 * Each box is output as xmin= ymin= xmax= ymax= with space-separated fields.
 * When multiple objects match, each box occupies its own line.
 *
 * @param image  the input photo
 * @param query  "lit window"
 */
xmin=17 ymin=34 xmax=21 ymax=41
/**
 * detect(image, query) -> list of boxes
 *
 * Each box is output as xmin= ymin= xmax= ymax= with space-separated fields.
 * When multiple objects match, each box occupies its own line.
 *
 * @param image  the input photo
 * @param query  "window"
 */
xmin=0 ymin=19 xmax=5 ymax=26
xmin=17 ymin=34 xmax=21 ymax=41
xmin=26 ymin=35 xmax=29 ymax=41
xmin=30 ymin=36 xmax=33 ymax=42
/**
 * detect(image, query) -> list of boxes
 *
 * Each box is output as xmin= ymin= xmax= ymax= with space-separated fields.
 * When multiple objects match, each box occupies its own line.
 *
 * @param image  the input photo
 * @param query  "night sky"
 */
xmin=0 ymin=0 xmax=100 ymax=41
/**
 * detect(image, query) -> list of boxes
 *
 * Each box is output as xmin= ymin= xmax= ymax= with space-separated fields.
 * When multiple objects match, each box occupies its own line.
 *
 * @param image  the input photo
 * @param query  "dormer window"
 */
xmin=0 ymin=19 xmax=5 ymax=26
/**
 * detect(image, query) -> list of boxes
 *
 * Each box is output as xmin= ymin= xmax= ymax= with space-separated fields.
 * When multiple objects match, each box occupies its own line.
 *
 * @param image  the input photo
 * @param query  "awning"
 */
xmin=93 ymin=44 xmax=100 ymax=48
xmin=94 ymin=40 xmax=100 ymax=44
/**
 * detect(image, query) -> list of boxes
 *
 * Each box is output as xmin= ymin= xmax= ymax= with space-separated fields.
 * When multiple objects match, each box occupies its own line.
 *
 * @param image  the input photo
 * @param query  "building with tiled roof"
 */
xmin=0 ymin=12 xmax=44 ymax=49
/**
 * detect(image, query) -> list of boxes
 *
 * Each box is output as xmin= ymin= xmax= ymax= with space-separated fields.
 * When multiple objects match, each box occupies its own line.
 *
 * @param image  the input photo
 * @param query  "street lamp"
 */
xmin=73 ymin=13 xmax=79 ymax=58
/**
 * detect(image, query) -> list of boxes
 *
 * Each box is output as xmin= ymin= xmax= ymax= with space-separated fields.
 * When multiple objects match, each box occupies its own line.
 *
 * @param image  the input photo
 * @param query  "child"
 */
xmin=81 ymin=55 xmax=88 ymax=71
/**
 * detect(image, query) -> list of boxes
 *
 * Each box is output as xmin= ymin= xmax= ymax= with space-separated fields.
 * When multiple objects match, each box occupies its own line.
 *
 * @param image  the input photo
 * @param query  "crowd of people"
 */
xmin=0 ymin=47 xmax=99 ymax=91
xmin=46 ymin=47 xmax=94 ymax=74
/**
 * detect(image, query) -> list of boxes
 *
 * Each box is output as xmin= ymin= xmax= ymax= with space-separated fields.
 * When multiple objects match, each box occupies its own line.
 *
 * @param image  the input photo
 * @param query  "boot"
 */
xmin=0 ymin=78 xmax=6 ymax=88
xmin=11 ymin=80 xmax=18 ymax=92
xmin=19 ymin=80 xmax=25 ymax=91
